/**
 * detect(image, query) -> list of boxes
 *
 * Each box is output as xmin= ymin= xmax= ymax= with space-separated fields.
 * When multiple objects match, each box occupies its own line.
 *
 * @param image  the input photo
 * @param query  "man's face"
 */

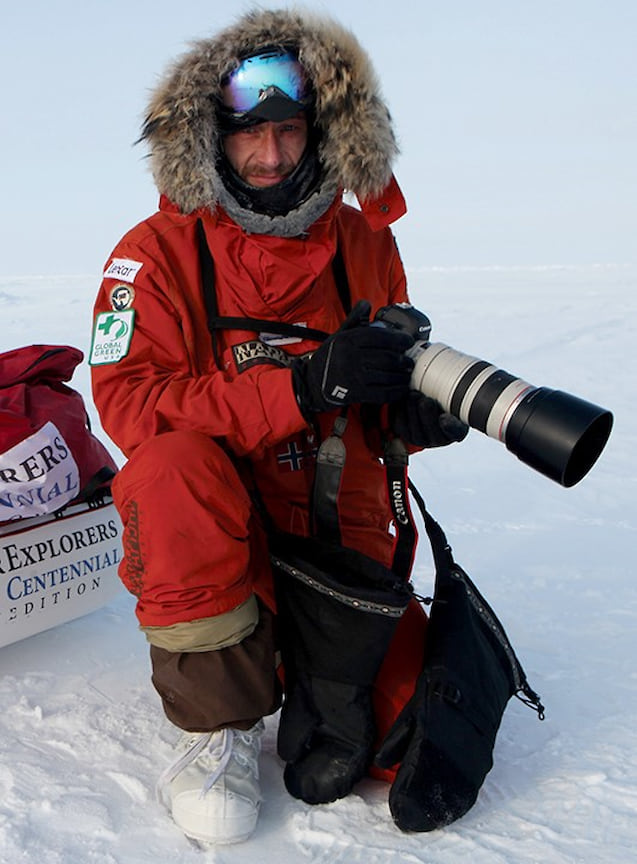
xmin=222 ymin=113 xmax=308 ymax=188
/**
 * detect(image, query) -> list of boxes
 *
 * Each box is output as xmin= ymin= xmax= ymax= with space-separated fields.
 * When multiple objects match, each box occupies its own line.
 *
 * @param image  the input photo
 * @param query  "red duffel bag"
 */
xmin=0 ymin=344 xmax=118 ymax=522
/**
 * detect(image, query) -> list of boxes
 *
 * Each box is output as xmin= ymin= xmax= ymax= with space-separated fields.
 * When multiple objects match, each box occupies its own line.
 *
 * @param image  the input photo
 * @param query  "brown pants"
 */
xmin=150 ymin=603 xmax=282 ymax=732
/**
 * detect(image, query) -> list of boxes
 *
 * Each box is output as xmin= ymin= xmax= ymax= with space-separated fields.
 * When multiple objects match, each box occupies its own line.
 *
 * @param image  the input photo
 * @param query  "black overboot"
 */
xmin=270 ymin=534 xmax=412 ymax=805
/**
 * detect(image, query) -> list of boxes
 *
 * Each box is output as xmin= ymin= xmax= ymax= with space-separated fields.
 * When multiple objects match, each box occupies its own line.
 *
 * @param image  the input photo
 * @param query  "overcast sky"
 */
xmin=2 ymin=0 xmax=635 ymax=276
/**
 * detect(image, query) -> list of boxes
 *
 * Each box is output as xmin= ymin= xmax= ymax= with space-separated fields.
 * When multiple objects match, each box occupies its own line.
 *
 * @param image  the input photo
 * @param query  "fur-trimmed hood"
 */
xmin=140 ymin=8 xmax=399 ymax=221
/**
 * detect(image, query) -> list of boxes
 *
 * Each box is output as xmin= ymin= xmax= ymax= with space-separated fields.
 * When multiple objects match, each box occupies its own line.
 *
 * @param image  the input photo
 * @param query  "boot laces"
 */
xmin=156 ymin=723 xmax=262 ymax=809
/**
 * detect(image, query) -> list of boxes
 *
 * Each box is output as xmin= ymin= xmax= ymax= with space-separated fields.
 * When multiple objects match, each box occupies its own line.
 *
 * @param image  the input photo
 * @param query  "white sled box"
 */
xmin=0 ymin=500 xmax=123 ymax=648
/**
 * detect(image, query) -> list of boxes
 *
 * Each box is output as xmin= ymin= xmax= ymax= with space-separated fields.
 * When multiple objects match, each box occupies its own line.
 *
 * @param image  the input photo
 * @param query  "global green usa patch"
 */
xmin=89 ymin=310 xmax=135 ymax=365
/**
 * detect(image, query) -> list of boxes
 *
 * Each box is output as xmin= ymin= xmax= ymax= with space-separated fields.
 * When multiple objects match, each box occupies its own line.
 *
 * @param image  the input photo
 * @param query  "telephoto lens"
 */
xmin=375 ymin=304 xmax=613 ymax=487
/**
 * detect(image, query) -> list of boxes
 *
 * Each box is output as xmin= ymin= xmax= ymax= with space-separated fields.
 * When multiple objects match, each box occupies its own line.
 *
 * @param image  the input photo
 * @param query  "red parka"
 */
xmin=92 ymin=194 xmax=412 ymax=569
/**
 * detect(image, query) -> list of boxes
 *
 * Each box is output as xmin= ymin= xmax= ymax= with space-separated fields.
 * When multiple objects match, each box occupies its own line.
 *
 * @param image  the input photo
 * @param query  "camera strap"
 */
xmin=383 ymin=437 xmax=418 ymax=581
xmin=312 ymin=412 xmax=348 ymax=545
xmin=311 ymin=421 xmax=417 ymax=582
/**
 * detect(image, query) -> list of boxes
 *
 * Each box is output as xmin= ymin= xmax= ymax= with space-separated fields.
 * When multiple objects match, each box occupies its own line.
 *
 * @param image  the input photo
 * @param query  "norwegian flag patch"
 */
xmin=275 ymin=432 xmax=318 ymax=473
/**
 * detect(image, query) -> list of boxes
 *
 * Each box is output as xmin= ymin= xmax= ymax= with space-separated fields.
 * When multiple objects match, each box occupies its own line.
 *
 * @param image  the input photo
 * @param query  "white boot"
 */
xmin=157 ymin=720 xmax=264 ymax=845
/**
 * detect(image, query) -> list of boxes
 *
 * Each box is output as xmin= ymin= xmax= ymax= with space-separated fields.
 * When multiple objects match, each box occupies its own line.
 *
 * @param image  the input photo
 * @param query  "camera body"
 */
xmin=374 ymin=303 xmax=433 ymax=343
xmin=374 ymin=303 xmax=612 ymax=487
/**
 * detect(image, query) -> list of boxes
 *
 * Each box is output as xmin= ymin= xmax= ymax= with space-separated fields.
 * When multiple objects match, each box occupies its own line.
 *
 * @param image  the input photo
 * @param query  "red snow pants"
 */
xmin=112 ymin=430 xmax=427 ymax=782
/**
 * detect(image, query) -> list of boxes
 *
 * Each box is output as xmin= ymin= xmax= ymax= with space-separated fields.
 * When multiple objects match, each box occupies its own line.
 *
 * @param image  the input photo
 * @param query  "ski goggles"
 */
xmin=220 ymin=49 xmax=310 ymax=119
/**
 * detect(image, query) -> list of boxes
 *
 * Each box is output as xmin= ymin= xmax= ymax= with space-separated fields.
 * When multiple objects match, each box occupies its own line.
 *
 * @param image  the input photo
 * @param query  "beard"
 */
xmin=216 ymin=145 xmax=323 ymax=217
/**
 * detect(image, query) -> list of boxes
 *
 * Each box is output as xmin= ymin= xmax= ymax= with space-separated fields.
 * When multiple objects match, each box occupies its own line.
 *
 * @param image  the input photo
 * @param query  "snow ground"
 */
xmin=0 ymin=264 xmax=635 ymax=863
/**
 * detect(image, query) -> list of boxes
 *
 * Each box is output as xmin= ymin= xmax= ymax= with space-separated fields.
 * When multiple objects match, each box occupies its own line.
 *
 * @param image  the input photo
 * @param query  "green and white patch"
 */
xmin=89 ymin=310 xmax=135 ymax=365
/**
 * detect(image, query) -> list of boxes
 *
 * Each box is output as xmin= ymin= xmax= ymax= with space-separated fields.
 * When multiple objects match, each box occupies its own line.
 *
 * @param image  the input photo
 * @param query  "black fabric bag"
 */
xmin=270 ymin=532 xmax=413 ymax=805
xmin=376 ymin=503 xmax=544 ymax=832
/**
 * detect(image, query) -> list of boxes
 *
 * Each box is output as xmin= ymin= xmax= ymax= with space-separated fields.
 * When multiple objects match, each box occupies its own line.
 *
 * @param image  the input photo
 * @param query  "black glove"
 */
xmin=374 ymin=510 xmax=544 ymax=833
xmin=292 ymin=300 xmax=415 ymax=416
xmin=390 ymin=391 xmax=469 ymax=448
xmin=374 ymin=668 xmax=481 ymax=832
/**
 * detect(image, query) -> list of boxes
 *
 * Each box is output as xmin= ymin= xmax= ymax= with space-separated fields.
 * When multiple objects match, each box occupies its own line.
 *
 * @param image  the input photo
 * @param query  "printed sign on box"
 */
xmin=0 ymin=500 xmax=123 ymax=648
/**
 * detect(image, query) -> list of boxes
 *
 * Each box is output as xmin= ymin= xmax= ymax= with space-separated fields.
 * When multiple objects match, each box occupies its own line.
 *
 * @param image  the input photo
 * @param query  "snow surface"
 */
xmin=0 ymin=264 xmax=635 ymax=863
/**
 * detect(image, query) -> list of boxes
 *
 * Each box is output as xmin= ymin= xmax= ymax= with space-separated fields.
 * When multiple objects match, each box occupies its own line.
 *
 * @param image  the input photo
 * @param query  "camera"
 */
xmin=375 ymin=303 xmax=613 ymax=487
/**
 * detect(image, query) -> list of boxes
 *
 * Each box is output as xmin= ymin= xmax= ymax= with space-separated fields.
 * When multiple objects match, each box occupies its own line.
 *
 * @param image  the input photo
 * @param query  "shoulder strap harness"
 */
xmin=196 ymin=218 xmax=417 ymax=581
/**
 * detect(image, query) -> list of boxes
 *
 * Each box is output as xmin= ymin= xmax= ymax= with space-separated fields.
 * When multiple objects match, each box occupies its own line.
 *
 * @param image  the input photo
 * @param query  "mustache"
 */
xmin=245 ymin=160 xmax=295 ymax=177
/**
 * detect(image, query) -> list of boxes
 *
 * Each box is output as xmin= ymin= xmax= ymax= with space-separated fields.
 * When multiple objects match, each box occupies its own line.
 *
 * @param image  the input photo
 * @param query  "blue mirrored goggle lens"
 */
xmin=222 ymin=51 xmax=307 ymax=114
